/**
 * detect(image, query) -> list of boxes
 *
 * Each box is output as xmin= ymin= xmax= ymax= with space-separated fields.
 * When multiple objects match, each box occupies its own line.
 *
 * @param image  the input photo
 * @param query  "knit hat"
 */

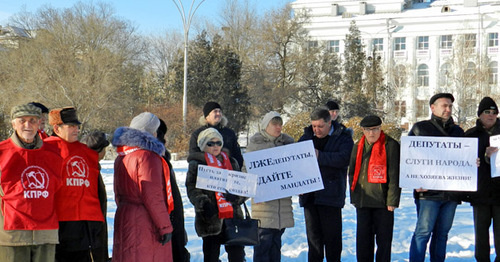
xmin=11 ymin=103 xmax=42 ymax=119
xmin=325 ymin=100 xmax=340 ymax=111
xmin=197 ymin=127 xmax=223 ymax=151
xmin=81 ymin=131 xmax=110 ymax=152
xmin=129 ymin=112 xmax=160 ymax=136
xmin=360 ymin=115 xmax=382 ymax=127
xmin=429 ymin=93 xmax=454 ymax=106
xmin=477 ymin=97 xmax=498 ymax=116
xmin=261 ymin=111 xmax=281 ymax=131
xmin=49 ymin=107 xmax=81 ymax=125
xmin=203 ymin=102 xmax=222 ymax=118
xmin=29 ymin=102 xmax=49 ymax=113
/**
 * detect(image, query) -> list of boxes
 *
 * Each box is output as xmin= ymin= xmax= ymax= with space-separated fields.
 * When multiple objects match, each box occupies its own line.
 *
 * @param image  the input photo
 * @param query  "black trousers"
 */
xmin=355 ymin=207 xmax=394 ymax=262
xmin=304 ymin=204 xmax=342 ymax=262
xmin=473 ymin=205 xmax=500 ymax=262
xmin=202 ymin=232 xmax=245 ymax=262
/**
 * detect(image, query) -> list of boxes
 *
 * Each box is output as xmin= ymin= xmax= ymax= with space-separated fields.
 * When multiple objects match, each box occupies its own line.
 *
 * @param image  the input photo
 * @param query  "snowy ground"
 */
xmin=101 ymin=159 xmax=493 ymax=261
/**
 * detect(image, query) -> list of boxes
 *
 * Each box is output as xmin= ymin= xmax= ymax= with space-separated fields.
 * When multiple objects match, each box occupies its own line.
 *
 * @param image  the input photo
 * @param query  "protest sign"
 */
xmin=490 ymin=135 xmax=500 ymax=178
xmin=196 ymin=165 xmax=258 ymax=197
xmin=400 ymin=136 xmax=477 ymax=191
xmin=243 ymin=140 xmax=323 ymax=203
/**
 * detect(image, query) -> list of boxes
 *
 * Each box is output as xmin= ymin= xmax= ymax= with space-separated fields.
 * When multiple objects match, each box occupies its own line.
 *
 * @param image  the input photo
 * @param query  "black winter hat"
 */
xmin=325 ymin=100 xmax=339 ymax=111
xmin=203 ymin=102 xmax=222 ymax=118
xmin=360 ymin=115 xmax=382 ymax=127
xmin=29 ymin=102 xmax=49 ymax=113
xmin=477 ymin=97 xmax=498 ymax=116
xmin=429 ymin=93 xmax=454 ymax=106
xmin=81 ymin=131 xmax=109 ymax=153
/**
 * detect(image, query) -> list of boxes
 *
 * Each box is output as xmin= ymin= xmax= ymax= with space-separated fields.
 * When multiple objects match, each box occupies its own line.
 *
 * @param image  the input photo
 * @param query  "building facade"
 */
xmin=291 ymin=0 xmax=500 ymax=129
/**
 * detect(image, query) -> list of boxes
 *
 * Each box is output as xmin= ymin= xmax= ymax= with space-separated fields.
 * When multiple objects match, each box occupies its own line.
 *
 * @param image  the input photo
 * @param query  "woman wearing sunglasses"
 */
xmin=186 ymin=128 xmax=247 ymax=262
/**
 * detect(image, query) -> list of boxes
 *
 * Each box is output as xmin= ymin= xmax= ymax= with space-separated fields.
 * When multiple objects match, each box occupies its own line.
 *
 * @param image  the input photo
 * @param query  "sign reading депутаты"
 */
xmin=196 ymin=165 xmax=258 ymax=197
xmin=243 ymin=140 xmax=323 ymax=203
xmin=400 ymin=136 xmax=477 ymax=191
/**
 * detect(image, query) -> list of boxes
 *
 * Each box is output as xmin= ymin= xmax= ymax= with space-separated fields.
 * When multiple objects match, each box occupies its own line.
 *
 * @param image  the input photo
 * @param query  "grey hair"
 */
xmin=310 ymin=107 xmax=332 ymax=122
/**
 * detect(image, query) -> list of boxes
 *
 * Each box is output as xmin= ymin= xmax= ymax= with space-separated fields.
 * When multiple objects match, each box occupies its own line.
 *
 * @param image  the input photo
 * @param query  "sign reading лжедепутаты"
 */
xmin=196 ymin=165 xmax=258 ymax=197
xmin=243 ymin=140 xmax=323 ymax=203
xmin=400 ymin=136 xmax=477 ymax=191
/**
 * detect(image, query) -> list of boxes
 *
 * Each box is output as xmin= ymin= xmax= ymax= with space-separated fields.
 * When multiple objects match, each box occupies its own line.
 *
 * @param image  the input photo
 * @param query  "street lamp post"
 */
xmin=172 ymin=0 xmax=206 ymax=129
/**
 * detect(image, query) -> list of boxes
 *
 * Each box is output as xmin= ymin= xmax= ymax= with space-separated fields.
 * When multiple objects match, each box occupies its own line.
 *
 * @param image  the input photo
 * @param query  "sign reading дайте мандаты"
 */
xmin=400 ymin=136 xmax=477 ymax=191
xmin=243 ymin=140 xmax=323 ymax=203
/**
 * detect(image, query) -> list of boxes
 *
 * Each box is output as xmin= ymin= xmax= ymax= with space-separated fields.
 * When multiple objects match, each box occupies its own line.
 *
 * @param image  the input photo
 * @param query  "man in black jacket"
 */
xmin=465 ymin=96 xmax=500 ymax=262
xmin=298 ymin=107 xmax=353 ymax=262
xmin=408 ymin=93 xmax=465 ymax=262
xmin=189 ymin=102 xmax=244 ymax=167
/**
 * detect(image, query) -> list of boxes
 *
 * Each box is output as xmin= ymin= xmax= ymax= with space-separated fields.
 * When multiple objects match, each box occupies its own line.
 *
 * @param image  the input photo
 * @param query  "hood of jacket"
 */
xmin=198 ymin=115 xmax=228 ymax=128
xmin=112 ymin=126 xmax=165 ymax=156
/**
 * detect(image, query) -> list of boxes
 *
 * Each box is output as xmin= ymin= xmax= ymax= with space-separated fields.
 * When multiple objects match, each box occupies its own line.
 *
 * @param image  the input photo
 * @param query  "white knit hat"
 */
xmin=197 ymin=128 xmax=224 ymax=151
xmin=129 ymin=112 xmax=160 ymax=135
xmin=260 ymin=111 xmax=281 ymax=132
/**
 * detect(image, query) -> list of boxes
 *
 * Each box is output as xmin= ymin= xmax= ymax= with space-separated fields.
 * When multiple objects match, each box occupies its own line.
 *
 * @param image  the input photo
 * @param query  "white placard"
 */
xmin=490 ymin=135 xmax=500 ymax=178
xmin=196 ymin=165 xmax=258 ymax=197
xmin=243 ymin=140 xmax=324 ymax=203
xmin=400 ymin=136 xmax=478 ymax=191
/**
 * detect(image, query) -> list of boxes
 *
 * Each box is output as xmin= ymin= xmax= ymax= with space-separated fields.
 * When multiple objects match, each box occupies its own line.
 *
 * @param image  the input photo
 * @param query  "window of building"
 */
xmin=417 ymin=36 xmax=429 ymax=50
xmin=394 ymin=37 xmax=406 ymax=51
xmin=394 ymin=100 xmax=406 ymax=117
xmin=489 ymin=33 xmax=499 ymax=47
xmin=441 ymin=35 xmax=453 ymax=49
xmin=328 ymin=40 xmax=340 ymax=53
xmin=394 ymin=64 xmax=407 ymax=87
xmin=464 ymin=34 xmax=476 ymax=48
xmin=439 ymin=63 xmax=452 ymax=87
xmin=417 ymin=64 xmax=429 ymax=87
xmin=467 ymin=62 xmax=476 ymax=85
xmin=490 ymin=61 xmax=498 ymax=85
xmin=416 ymin=99 xmax=429 ymax=118
xmin=372 ymin=38 xmax=383 ymax=51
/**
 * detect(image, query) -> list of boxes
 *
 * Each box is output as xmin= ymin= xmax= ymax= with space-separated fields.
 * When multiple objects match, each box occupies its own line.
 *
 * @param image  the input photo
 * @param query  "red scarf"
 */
xmin=117 ymin=146 xmax=174 ymax=214
xmin=204 ymin=152 xmax=234 ymax=219
xmin=351 ymin=131 xmax=387 ymax=191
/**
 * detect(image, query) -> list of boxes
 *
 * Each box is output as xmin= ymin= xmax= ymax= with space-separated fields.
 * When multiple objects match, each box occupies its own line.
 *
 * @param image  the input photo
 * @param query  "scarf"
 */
xmin=204 ymin=151 xmax=234 ymax=219
xmin=351 ymin=131 xmax=387 ymax=191
xmin=117 ymin=146 xmax=174 ymax=213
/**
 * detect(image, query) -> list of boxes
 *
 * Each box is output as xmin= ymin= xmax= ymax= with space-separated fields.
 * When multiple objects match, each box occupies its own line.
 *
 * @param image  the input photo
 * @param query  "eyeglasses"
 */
xmin=483 ymin=110 xmax=498 ymax=115
xmin=206 ymin=141 xmax=222 ymax=147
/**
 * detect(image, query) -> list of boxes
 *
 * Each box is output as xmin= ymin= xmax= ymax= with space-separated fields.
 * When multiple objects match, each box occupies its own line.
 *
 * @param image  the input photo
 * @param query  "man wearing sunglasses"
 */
xmin=464 ymin=96 xmax=500 ymax=261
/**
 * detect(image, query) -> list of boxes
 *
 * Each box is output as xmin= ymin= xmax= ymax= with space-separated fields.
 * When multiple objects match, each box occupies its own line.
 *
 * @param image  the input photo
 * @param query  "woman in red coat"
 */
xmin=111 ymin=112 xmax=174 ymax=262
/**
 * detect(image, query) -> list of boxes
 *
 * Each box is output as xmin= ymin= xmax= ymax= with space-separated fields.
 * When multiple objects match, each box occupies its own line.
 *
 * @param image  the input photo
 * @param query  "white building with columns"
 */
xmin=291 ymin=0 xmax=500 ymax=129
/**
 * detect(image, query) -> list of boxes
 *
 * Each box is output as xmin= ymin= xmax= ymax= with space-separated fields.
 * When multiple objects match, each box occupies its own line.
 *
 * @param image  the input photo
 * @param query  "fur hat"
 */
xmin=261 ymin=111 xmax=281 ymax=131
xmin=477 ymin=97 xmax=498 ymax=116
xmin=129 ymin=112 xmax=160 ymax=136
xmin=325 ymin=100 xmax=340 ymax=111
xmin=49 ymin=107 xmax=81 ymax=125
xmin=197 ymin=127 xmax=223 ymax=151
xmin=11 ymin=103 xmax=42 ymax=119
xmin=81 ymin=131 xmax=110 ymax=152
xmin=203 ymin=102 xmax=222 ymax=118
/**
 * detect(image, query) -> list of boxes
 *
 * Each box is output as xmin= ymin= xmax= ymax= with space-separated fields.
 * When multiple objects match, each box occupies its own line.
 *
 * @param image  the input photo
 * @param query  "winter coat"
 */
xmin=348 ymin=134 xmax=401 ymax=209
xmin=408 ymin=115 xmax=465 ymax=201
xmin=464 ymin=118 xmax=500 ymax=206
xmin=112 ymin=127 xmax=173 ymax=262
xmin=186 ymin=152 xmax=246 ymax=237
xmin=189 ymin=116 xmax=244 ymax=167
xmin=298 ymin=121 xmax=354 ymax=208
xmin=0 ymin=133 xmax=61 ymax=246
xmin=246 ymin=131 xmax=295 ymax=229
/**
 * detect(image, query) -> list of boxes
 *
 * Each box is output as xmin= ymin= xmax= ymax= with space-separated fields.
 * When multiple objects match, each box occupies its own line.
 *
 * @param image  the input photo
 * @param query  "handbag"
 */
xmin=223 ymin=202 xmax=260 ymax=246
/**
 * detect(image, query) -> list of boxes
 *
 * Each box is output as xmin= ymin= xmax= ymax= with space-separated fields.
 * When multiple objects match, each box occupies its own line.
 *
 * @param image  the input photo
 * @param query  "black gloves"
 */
xmin=160 ymin=233 xmax=172 ymax=245
xmin=224 ymin=190 xmax=238 ymax=203
xmin=202 ymin=200 xmax=217 ymax=219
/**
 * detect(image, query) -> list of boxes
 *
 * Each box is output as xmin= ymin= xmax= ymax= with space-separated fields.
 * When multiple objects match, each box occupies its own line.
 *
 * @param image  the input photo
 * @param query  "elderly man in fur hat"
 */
xmin=44 ymin=107 xmax=106 ymax=262
xmin=0 ymin=103 xmax=63 ymax=262
xmin=188 ymin=102 xmax=244 ymax=167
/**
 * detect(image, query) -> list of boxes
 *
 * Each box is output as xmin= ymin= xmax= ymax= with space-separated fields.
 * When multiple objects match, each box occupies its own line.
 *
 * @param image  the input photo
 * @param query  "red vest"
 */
xmin=44 ymin=136 xmax=104 ymax=222
xmin=0 ymin=139 xmax=62 ymax=230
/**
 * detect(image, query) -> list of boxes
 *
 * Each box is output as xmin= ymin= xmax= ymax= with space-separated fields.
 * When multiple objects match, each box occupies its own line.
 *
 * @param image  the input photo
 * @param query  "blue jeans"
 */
xmin=409 ymin=199 xmax=458 ymax=262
